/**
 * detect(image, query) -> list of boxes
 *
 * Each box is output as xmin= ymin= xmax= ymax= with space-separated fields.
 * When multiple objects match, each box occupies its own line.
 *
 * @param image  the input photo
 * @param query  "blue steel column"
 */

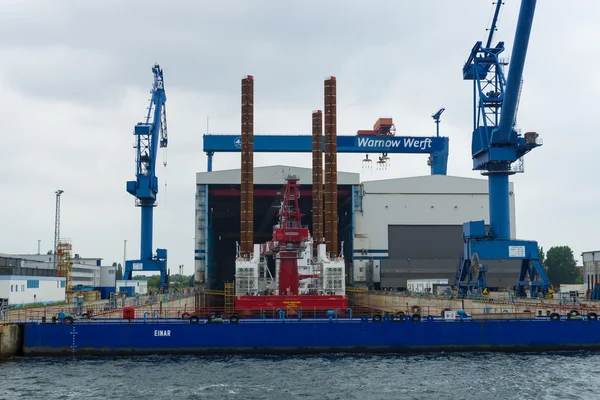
xmin=140 ymin=201 xmax=153 ymax=260
xmin=488 ymin=174 xmax=510 ymax=239
xmin=430 ymin=137 xmax=449 ymax=175
xmin=207 ymin=152 xmax=214 ymax=172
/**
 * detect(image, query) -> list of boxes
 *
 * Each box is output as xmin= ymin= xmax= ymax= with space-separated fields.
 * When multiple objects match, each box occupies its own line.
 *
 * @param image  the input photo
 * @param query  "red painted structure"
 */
xmin=356 ymin=117 xmax=396 ymax=136
xmin=235 ymin=295 xmax=348 ymax=311
xmin=279 ymin=250 xmax=301 ymax=296
xmin=235 ymin=175 xmax=347 ymax=311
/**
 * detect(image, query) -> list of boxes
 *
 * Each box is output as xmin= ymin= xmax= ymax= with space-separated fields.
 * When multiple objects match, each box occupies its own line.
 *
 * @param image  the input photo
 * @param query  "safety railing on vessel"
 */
xmin=0 ymin=289 xmax=195 ymax=325
xmin=9 ymin=303 xmax=600 ymax=325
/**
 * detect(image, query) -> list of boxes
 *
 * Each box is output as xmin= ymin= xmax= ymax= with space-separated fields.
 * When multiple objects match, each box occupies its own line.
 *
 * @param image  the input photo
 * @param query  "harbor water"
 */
xmin=1 ymin=352 xmax=598 ymax=399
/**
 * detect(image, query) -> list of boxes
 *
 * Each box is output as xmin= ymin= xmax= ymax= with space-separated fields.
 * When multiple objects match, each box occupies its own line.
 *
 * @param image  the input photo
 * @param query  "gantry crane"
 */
xmin=456 ymin=0 xmax=550 ymax=297
xmin=124 ymin=64 xmax=169 ymax=291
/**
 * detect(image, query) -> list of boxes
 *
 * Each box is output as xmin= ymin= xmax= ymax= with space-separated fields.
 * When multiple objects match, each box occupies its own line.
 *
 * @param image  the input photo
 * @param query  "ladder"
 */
xmin=224 ymin=282 xmax=235 ymax=316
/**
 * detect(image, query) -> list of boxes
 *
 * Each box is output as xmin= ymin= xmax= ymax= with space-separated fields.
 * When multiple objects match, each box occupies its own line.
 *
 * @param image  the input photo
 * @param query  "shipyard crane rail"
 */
xmin=124 ymin=63 xmax=169 ymax=291
xmin=456 ymin=0 xmax=550 ymax=298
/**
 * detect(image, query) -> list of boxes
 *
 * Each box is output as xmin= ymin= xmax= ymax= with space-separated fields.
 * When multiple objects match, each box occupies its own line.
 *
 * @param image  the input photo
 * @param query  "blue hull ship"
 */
xmin=21 ymin=313 xmax=600 ymax=356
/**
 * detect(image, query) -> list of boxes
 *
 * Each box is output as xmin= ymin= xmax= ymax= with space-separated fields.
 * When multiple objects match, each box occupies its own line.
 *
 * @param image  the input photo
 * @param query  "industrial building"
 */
xmin=195 ymin=167 xmax=518 ymax=291
xmin=583 ymin=251 xmax=600 ymax=296
xmin=0 ymin=255 xmax=66 ymax=306
xmin=355 ymin=175 xmax=517 ymax=290
xmin=5 ymin=254 xmax=116 ymax=288
xmin=195 ymin=165 xmax=359 ymax=289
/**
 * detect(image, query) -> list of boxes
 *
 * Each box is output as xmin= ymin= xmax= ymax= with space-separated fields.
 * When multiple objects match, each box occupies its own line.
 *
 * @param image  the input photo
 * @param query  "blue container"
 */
xmin=92 ymin=287 xmax=116 ymax=299
xmin=120 ymin=287 xmax=135 ymax=297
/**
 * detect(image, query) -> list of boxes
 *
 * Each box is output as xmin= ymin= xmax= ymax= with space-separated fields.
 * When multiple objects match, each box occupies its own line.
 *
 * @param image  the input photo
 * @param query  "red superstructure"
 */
xmin=234 ymin=175 xmax=347 ymax=312
xmin=269 ymin=176 xmax=308 ymax=296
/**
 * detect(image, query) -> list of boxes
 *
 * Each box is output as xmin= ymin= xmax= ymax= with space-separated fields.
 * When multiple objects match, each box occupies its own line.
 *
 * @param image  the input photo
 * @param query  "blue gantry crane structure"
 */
xmin=456 ymin=0 xmax=551 ymax=297
xmin=125 ymin=63 xmax=169 ymax=291
xmin=203 ymin=131 xmax=450 ymax=175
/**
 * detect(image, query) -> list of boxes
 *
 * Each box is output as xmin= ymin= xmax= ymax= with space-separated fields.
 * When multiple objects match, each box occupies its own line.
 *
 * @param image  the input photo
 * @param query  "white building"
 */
xmin=116 ymin=280 xmax=148 ymax=295
xmin=0 ymin=276 xmax=66 ymax=306
xmin=582 ymin=251 xmax=600 ymax=294
xmin=8 ymin=254 xmax=106 ymax=287
xmin=100 ymin=265 xmax=117 ymax=287
xmin=0 ymin=256 xmax=65 ymax=306
xmin=353 ymin=175 xmax=517 ymax=290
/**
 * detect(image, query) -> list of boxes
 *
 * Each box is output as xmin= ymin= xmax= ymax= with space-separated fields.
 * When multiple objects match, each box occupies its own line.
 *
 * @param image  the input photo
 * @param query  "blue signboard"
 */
xmin=203 ymin=134 xmax=446 ymax=154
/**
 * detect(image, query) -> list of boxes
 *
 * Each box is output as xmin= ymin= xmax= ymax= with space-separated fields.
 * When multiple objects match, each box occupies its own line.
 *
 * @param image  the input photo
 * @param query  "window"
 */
xmin=11 ymin=285 xmax=13 ymax=292
xmin=60 ymin=281 xmax=66 ymax=288
xmin=27 ymin=280 xmax=40 ymax=289
xmin=21 ymin=285 xmax=25 ymax=292
xmin=72 ymin=276 xmax=93 ymax=282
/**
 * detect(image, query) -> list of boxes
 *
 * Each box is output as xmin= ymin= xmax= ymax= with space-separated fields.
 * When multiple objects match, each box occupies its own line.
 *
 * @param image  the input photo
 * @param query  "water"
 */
xmin=1 ymin=353 xmax=598 ymax=399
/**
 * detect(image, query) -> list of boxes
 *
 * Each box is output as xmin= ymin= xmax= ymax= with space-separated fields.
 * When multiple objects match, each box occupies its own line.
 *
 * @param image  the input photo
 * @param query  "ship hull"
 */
xmin=22 ymin=316 xmax=600 ymax=356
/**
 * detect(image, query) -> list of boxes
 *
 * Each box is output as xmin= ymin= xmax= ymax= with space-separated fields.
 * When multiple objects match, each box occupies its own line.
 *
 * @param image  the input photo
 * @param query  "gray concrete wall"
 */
xmin=0 ymin=324 xmax=22 ymax=358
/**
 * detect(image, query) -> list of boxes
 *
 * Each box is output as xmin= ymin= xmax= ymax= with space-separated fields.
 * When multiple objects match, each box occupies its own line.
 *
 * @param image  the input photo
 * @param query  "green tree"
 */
xmin=546 ymin=245 xmax=579 ymax=284
xmin=538 ymin=245 xmax=545 ymax=269
xmin=147 ymin=275 xmax=161 ymax=288
xmin=115 ymin=263 xmax=123 ymax=280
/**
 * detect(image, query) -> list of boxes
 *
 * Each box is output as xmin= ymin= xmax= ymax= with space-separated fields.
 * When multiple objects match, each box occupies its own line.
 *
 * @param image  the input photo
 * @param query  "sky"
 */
xmin=1 ymin=0 xmax=599 ymax=276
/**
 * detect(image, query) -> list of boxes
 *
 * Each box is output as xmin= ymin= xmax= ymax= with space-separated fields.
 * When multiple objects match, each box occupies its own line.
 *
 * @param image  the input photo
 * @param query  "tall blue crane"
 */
xmin=124 ymin=64 xmax=169 ymax=291
xmin=456 ymin=0 xmax=551 ymax=297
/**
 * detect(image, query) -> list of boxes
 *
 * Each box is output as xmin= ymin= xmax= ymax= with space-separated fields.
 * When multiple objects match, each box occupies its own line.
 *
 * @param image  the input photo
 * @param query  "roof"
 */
xmin=361 ymin=174 xmax=513 ymax=194
xmin=197 ymin=165 xmax=360 ymax=185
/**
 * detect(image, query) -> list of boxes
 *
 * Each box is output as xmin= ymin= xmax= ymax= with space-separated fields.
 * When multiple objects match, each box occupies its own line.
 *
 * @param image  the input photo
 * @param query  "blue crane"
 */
xmin=124 ymin=64 xmax=169 ymax=291
xmin=456 ymin=0 xmax=551 ymax=298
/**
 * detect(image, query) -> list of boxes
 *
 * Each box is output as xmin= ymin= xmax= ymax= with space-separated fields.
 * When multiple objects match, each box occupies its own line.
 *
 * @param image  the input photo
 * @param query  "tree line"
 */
xmin=538 ymin=245 xmax=582 ymax=285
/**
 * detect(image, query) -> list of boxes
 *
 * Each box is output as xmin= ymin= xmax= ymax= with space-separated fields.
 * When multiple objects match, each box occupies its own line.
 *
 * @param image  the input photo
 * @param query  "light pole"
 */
xmin=432 ymin=108 xmax=445 ymax=137
xmin=122 ymin=239 xmax=127 ymax=283
xmin=53 ymin=190 xmax=64 ymax=270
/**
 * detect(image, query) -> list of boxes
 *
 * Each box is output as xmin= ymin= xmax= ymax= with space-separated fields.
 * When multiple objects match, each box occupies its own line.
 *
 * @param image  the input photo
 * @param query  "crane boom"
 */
xmin=485 ymin=1 xmax=503 ymax=49
xmin=493 ymin=0 xmax=536 ymax=144
xmin=457 ymin=0 xmax=550 ymax=299
xmin=124 ymin=63 xmax=169 ymax=291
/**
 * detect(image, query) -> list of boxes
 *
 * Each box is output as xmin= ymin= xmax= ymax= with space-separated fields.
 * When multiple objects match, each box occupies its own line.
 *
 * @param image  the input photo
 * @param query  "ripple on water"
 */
xmin=1 ymin=352 xmax=599 ymax=399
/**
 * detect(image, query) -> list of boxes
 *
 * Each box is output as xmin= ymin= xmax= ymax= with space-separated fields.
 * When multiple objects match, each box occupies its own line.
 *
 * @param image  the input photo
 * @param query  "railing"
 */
xmin=9 ymin=304 xmax=599 ymax=325
xmin=1 ymin=289 xmax=196 ymax=325
xmin=5 ymin=288 xmax=599 ymax=325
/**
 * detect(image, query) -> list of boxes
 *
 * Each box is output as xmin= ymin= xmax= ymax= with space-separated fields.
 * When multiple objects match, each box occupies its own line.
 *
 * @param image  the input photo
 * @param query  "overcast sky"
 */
xmin=1 ymin=0 xmax=598 ymax=276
